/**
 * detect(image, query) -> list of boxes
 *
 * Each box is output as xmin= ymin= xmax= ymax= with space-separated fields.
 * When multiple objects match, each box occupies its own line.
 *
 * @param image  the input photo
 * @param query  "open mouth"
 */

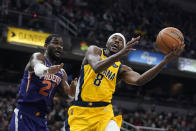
xmin=111 ymin=43 xmax=118 ymax=51
xmin=55 ymin=50 xmax=63 ymax=56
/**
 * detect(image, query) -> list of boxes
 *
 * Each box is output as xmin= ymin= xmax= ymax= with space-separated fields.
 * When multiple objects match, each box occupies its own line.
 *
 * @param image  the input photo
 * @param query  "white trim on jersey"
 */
xmin=74 ymin=77 xmax=80 ymax=101
xmin=26 ymin=72 xmax=31 ymax=92
xmin=14 ymin=108 xmax=19 ymax=131
xmin=105 ymin=120 xmax=120 ymax=131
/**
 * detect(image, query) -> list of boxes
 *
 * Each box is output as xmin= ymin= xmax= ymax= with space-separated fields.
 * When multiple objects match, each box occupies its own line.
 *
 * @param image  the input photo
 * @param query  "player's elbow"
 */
xmin=135 ymin=79 xmax=145 ymax=86
xmin=127 ymin=79 xmax=145 ymax=86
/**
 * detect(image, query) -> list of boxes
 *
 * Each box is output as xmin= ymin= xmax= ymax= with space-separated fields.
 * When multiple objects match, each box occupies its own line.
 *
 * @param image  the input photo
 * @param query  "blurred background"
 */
xmin=0 ymin=0 xmax=196 ymax=130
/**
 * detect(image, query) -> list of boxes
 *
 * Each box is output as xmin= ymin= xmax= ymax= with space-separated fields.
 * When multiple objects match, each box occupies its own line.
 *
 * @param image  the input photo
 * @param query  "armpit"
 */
xmin=118 ymin=65 xmax=133 ymax=79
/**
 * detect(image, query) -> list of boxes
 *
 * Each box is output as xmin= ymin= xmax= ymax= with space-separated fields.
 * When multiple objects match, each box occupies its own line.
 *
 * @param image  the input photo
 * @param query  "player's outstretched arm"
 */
xmin=119 ymin=42 xmax=184 ymax=86
xmin=119 ymin=63 xmax=167 ymax=86
xmin=86 ymin=36 xmax=140 ymax=73
xmin=29 ymin=52 xmax=64 ymax=78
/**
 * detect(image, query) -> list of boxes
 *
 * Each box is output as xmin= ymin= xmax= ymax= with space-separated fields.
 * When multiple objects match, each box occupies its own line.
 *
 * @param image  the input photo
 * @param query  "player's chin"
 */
xmin=109 ymin=48 xmax=117 ymax=53
xmin=111 ymin=48 xmax=120 ymax=54
xmin=53 ymin=54 xmax=63 ymax=60
xmin=56 ymin=55 xmax=63 ymax=59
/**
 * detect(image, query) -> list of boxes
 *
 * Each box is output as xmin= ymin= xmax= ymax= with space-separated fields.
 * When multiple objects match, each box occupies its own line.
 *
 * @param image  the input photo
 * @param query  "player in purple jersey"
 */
xmin=9 ymin=34 xmax=76 ymax=131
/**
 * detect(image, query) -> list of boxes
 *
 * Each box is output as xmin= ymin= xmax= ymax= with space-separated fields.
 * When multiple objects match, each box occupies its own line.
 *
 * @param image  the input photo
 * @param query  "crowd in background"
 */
xmin=1 ymin=0 xmax=196 ymax=58
xmin=0 ymin=94 xmax=196 ymax=131
xmin=117 ymin=105 xmax=196 ymax=131
xmin=60 ymin=0 xmax=196 ymax=58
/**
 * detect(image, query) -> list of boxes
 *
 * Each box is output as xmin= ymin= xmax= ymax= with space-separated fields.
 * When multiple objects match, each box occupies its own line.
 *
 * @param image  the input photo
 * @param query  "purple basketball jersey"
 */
xmin=17 ymin=58 xmax=63 ymax=113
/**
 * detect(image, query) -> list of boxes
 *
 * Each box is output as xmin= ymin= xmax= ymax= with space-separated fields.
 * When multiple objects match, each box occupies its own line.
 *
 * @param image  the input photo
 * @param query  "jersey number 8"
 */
xmin=94 ymin=74 xmax=104 ymax=86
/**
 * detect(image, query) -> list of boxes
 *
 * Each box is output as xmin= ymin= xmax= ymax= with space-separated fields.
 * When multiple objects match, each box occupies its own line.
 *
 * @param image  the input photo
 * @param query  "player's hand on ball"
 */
xmin=47 ymin=63 xmax=64 ymax=74
xmin=173 ymin=42 xmax=185 ymax=55
xmin=164 ymin=42 xmax=185 ymax=62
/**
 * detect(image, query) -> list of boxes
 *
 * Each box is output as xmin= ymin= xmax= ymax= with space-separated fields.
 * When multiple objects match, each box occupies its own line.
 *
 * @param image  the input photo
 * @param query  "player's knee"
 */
xmin=105 ymin=120 xmax=120 ymax=131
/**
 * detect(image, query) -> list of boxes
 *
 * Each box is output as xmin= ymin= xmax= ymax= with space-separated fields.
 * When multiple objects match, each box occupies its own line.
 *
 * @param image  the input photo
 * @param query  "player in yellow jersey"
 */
xmin=64 ymin=33 xmax=185 ymax=131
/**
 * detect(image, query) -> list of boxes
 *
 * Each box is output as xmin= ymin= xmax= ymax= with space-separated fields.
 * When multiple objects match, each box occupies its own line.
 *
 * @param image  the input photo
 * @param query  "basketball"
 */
xmin=156 ymin=27 xmax=184 ymax=54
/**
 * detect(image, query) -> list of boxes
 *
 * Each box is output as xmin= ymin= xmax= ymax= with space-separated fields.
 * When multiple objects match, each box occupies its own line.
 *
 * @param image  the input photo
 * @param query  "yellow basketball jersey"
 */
xmin=75 ymin=49 xmax=122 ymax=103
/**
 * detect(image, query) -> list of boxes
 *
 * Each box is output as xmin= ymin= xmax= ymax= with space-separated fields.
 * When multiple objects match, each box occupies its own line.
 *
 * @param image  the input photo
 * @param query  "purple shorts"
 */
xmin=9 ymin=108 xmax=49 ymax=131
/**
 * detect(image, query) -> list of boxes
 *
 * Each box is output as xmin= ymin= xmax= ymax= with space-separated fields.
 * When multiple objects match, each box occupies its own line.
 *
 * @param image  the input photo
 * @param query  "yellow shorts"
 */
xmin=65 ymin=104 xmax=122 ymax=131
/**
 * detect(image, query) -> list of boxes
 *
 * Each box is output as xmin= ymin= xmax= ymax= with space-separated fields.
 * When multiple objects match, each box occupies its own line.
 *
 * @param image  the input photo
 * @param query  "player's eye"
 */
xmin=53 ymin=41 xmax=61 ymax=45
xmin=112 ymin=37 xmax=117 ymax=40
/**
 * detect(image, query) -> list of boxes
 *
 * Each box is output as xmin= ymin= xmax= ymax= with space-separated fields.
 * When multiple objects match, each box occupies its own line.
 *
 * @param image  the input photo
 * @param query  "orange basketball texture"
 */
xmin=156 ymin=27 xmax=184 ymax=54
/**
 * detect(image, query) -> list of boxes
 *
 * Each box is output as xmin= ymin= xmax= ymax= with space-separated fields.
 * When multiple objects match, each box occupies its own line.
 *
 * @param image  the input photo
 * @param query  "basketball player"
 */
xmin=65 ymin=33 xmax=184 ymax=131
xmin=9 ymin=34 xmax=76 ymax=131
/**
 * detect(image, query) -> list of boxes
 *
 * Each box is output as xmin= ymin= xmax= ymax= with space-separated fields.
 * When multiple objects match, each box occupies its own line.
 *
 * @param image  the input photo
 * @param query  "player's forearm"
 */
xmin=63 ymin=81 xmax=76 ymax=97
xmin=93 ymin=53 xmax=121 ymax=73
xmin=136 ymin=60 xmax=167 ymax=86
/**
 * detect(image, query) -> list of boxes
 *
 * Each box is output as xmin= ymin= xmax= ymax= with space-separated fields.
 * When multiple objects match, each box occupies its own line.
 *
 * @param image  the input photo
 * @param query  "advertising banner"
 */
xmin=127 ymin=50 xmax=165 ymax=65
xmin=178 ymin=57 xmax=196 ymax=73
xmin=7 ymin=27 xmax=51 ymax=47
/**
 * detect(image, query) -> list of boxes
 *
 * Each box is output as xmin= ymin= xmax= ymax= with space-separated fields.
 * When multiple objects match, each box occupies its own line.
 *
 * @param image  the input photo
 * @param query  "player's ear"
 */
xmin=106 ymin=42 xmax=109 ymax=48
